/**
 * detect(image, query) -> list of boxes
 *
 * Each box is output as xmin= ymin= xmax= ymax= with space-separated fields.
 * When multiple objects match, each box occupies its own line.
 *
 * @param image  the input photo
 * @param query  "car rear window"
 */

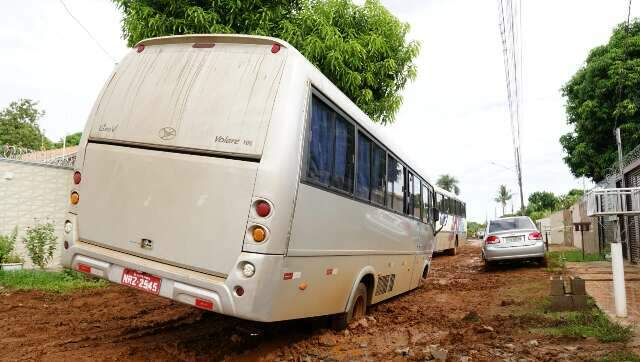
xmin=489 ymin=218 xmax=535 ymax=232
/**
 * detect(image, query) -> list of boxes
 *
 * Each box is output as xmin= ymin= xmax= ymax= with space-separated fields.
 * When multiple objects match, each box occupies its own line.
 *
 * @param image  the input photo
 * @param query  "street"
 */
xmin=0 ymin=241 xmax=630 ymax=361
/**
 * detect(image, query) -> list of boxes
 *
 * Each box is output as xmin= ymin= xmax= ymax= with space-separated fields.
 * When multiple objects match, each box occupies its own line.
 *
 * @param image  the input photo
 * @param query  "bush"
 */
xmin=0 ymin=227 xmax=18 ymax=263
xmin=22 ymin=222 xmax=57 ymax=269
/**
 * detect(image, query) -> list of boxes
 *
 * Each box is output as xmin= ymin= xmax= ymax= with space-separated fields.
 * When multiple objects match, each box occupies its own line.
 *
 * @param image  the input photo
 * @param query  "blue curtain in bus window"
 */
xmin=307 ymin=98 xmax=333 ymax=186
xmin=371 ymin=144 xmax=386 ymax=206
xmin=356 ymin=132 xmax=372 ymax=200
xmin=331 ymin=115 xmax=355 ymax=193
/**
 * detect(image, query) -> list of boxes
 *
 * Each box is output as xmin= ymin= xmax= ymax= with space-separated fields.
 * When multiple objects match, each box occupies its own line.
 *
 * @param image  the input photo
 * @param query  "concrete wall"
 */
xmin=570 ymin=200 xmax=599 ymax=254
xmin=543 ymin=209 xmax=572 ymax=245
xmin=0 ymin=159 xmax=70 ymax=268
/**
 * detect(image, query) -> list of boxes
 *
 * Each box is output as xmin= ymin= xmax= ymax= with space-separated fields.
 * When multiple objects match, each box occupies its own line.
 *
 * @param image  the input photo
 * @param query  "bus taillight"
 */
xmin=255 ymin=200 xmax=271 ymax=217
xmin=252 ymin=226 xmax=266 ymax=242
xmin=73 ymin=171 xmax=81 ymax=184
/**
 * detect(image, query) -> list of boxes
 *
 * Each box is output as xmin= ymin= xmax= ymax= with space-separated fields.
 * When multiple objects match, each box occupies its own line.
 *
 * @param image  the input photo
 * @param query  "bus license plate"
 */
xmin=121 ymin=269 xmax=161 ymax=295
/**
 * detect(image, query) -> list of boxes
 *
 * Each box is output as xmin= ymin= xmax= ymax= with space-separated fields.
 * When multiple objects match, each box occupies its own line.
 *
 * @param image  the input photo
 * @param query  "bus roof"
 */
xmin=433 ymin=185 xmax=463 ymax=202
xmin=135 ymin=34 xmax=453 ymax=200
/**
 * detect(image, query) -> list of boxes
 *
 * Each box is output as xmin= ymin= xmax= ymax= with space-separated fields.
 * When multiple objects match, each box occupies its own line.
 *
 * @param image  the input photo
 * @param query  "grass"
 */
xmin=0 ymin=269 xmax=109 ymax=293
xmin=528 ymin=299 xmax=633 ymax=343
xmin=598 ymin=351 xmax=640 ymax=362
xmin=545 ymin=249 xmax=606 ymax=273
xmin=547 ymin=249 xmax=606 ymax=263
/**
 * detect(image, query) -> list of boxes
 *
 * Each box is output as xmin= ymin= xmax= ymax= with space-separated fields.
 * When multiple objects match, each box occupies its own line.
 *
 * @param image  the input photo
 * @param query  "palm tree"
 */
xmin=436 ymin=174 xmax=460 ymax=195
xmin=495 ymin=184 xmax=512 ymax=216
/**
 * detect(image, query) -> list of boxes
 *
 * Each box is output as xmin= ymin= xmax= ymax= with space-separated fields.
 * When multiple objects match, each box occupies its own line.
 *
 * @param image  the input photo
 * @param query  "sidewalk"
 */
xmin=566 ymin=261 xmax=640 ymax=325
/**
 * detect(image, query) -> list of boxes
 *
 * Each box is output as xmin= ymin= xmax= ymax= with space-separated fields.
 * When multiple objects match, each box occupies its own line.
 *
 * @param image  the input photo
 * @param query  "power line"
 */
xmin=497 ymin=0 xmax=525 ymax=214
xmin=58 ymin=0 xmax=117 ymax=64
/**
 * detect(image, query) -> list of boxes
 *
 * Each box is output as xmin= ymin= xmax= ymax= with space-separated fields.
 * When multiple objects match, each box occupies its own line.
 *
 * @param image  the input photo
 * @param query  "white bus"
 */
xmin=433 ymin=187 xmax=467 ymax=255
xmin=62 ymin=34 xmax=444 ymax=328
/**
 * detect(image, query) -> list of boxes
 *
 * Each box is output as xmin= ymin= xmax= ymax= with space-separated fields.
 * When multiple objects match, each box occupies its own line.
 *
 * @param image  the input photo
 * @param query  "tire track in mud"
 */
xmin=0 ymin=243 xmax=632 ymax=361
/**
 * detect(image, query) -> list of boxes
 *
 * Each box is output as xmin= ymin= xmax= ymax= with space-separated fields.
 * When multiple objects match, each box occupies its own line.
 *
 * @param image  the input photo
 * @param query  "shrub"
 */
xmin=0 ymin=227 xmax=18 ymax=263
xmin=22 ymin=222 xmax=57 ymax=269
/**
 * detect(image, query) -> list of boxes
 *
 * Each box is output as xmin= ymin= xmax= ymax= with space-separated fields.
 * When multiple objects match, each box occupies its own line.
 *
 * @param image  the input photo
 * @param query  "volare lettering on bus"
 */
xmin=214 ymin=135 xmax=241 ymax=144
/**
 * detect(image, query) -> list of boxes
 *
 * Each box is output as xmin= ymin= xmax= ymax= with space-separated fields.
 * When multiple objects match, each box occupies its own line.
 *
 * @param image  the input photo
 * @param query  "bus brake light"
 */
xmin=255 ymin=201 xmax=271 ymax=217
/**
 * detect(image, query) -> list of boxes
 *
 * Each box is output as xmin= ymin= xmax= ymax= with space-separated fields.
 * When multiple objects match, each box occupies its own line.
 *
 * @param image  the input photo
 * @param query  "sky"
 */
xmin=0 ymin=0 xmax=637 ymax=222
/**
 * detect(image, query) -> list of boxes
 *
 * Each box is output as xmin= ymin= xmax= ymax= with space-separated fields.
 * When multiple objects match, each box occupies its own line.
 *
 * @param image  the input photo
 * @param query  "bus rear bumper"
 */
xmin=62 ymin=241 xmax=282 ymax=322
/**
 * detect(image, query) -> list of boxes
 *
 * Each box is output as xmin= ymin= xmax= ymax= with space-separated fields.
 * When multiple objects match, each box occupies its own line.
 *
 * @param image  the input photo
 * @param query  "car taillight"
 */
xmin=255 ymin=201 xmax=271 ymax=217
xmin=485 ymin=235 xmax=500 ymax=244
xmin=528 ymin=232 xmax=543 ymax=240
xmin=73 ymin=171 xmax=81 ymax=184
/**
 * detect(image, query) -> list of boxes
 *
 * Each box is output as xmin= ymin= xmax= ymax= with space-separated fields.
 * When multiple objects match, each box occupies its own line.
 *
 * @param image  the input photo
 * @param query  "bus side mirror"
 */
xmin=432 ymin=208 xmax=440 ymax=221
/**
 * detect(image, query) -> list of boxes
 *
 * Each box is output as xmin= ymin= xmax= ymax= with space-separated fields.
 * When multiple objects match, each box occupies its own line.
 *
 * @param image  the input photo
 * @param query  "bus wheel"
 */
xmin=446 ymin=246 xmax=457 ymax=256
xmin=331 ymin=282 xmax=367 ymax=330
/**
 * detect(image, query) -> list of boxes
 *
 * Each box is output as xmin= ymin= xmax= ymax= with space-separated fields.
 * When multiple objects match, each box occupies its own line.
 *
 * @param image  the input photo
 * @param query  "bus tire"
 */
xmin=446 ymin=236 xmax=459 ymax=256
xmin=331 ymin=282 xmax=367 ymax=330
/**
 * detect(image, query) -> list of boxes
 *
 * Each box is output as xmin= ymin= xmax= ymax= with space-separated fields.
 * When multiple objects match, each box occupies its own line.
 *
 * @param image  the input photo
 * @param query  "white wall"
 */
xmin=0 ymin=160 xmax=71 ymax=268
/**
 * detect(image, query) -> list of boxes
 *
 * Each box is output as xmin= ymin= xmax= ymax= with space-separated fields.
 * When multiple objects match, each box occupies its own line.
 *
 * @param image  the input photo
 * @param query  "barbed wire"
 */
xmin=596 ymin=142 xmax=640 ymax=188
xmin=0 ymin=144 xmax=76 ymax=169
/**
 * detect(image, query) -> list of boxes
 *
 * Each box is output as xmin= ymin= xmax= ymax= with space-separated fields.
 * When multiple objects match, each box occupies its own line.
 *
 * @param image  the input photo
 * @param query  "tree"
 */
xmin=0 ymin=99 xmax=51 ymax=150
xmin=561 ymin=20 xmax=640 ymax=182
xmin=54 ymin=132 xmax=82 ymax=148
xmin=527 ymin=191 xmax=558 ymax=213
xmin=113 ymin=0 xmax=419 ymax=124
xmin=494 ymin=184 xmax=512 ymax=216
xmin=557 ymin=188 xmax=585 ymax=210
xmin=436 ymin=174 xmax=460 ymax=195
xmin=467 ymin=221 xmax=486 ymax=238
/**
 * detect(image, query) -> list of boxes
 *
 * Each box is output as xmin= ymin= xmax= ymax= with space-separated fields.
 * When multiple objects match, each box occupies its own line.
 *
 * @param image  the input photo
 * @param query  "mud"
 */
xmin=0 ymin=242 xmax=634 ymax=361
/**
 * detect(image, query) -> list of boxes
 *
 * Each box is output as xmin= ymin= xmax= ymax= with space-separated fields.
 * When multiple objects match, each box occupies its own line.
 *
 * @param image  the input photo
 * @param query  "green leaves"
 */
xmin=113 ymin=0 xmax=419 ymax=124
xmin=436 ymin=174 xmax=460 ymax=195
xmin=562 ymin=20 xmax=640 ymax=182
xmin=0 ymin=99 xmax=50 ymax=150
xmin=22 ymin=222 xmax=57 ymax=269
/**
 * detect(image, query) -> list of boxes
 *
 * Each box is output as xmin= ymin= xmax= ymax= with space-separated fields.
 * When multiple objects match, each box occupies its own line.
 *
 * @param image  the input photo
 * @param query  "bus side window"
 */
xmin=421 ymin=183 xmax=429 ymax=222
xmin=413 ymin=176 xmax=421 ymax=218
xmin=331 ymin=114 xmax=355 ymax=193
xmin=370 ymin=143 xmax=386 ymax=206
xmin=356 ymin=131 xmax=372 ymax=201
xmin=307 ymin=97 xmax=334 ymax=186
xmin=387 ymin=157 xmax=404 ymax=213
xmin=406 ymin=172 xmax=414 ymax=216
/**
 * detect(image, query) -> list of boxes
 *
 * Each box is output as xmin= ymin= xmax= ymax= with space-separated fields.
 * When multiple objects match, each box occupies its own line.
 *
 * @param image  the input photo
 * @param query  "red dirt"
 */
xmin=0 ymin=242 xmax=635 ymax=361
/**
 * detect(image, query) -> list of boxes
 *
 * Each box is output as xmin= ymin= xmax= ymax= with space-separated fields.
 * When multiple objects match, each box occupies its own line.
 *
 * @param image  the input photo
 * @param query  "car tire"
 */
xmin=483 ymin=254 xmax=494 ymax=271
xmin=536 ymin=257 xmax=547 ymax=267
xmin=331 ymin=282 xmax=367 ymax=330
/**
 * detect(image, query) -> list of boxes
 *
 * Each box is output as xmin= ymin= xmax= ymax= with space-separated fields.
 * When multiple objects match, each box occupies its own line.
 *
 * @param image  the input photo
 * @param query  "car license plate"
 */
xmin=505 ymin=236 xmax=524 ymax=244
xmin=121 ymin=269 xmax=161 ymax=295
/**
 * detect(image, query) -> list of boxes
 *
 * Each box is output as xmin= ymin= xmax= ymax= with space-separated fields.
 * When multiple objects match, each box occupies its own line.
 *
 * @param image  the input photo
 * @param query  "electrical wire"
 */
xmin=497 ymin=0 xmax=524 ymax=212
xmin=58 ymin=0 xmax=117 ymax=64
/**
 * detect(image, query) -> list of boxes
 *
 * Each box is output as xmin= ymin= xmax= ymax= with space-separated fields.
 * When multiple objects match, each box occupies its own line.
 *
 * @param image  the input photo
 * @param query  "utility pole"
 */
xmin=517 ymin=149 xmax=525 ymax=214
xmin=613 ymin=127 xmax=628 ymax=317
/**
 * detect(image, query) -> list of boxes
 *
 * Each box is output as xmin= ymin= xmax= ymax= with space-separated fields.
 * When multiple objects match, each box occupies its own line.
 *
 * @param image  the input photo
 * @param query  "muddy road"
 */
xmin=0 ymin=242 xmax=632 ymax=361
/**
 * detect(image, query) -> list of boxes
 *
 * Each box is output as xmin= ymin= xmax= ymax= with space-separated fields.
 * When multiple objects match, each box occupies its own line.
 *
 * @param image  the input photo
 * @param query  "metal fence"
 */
xmin=1 ymin=144 xmax=76 ymax=169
